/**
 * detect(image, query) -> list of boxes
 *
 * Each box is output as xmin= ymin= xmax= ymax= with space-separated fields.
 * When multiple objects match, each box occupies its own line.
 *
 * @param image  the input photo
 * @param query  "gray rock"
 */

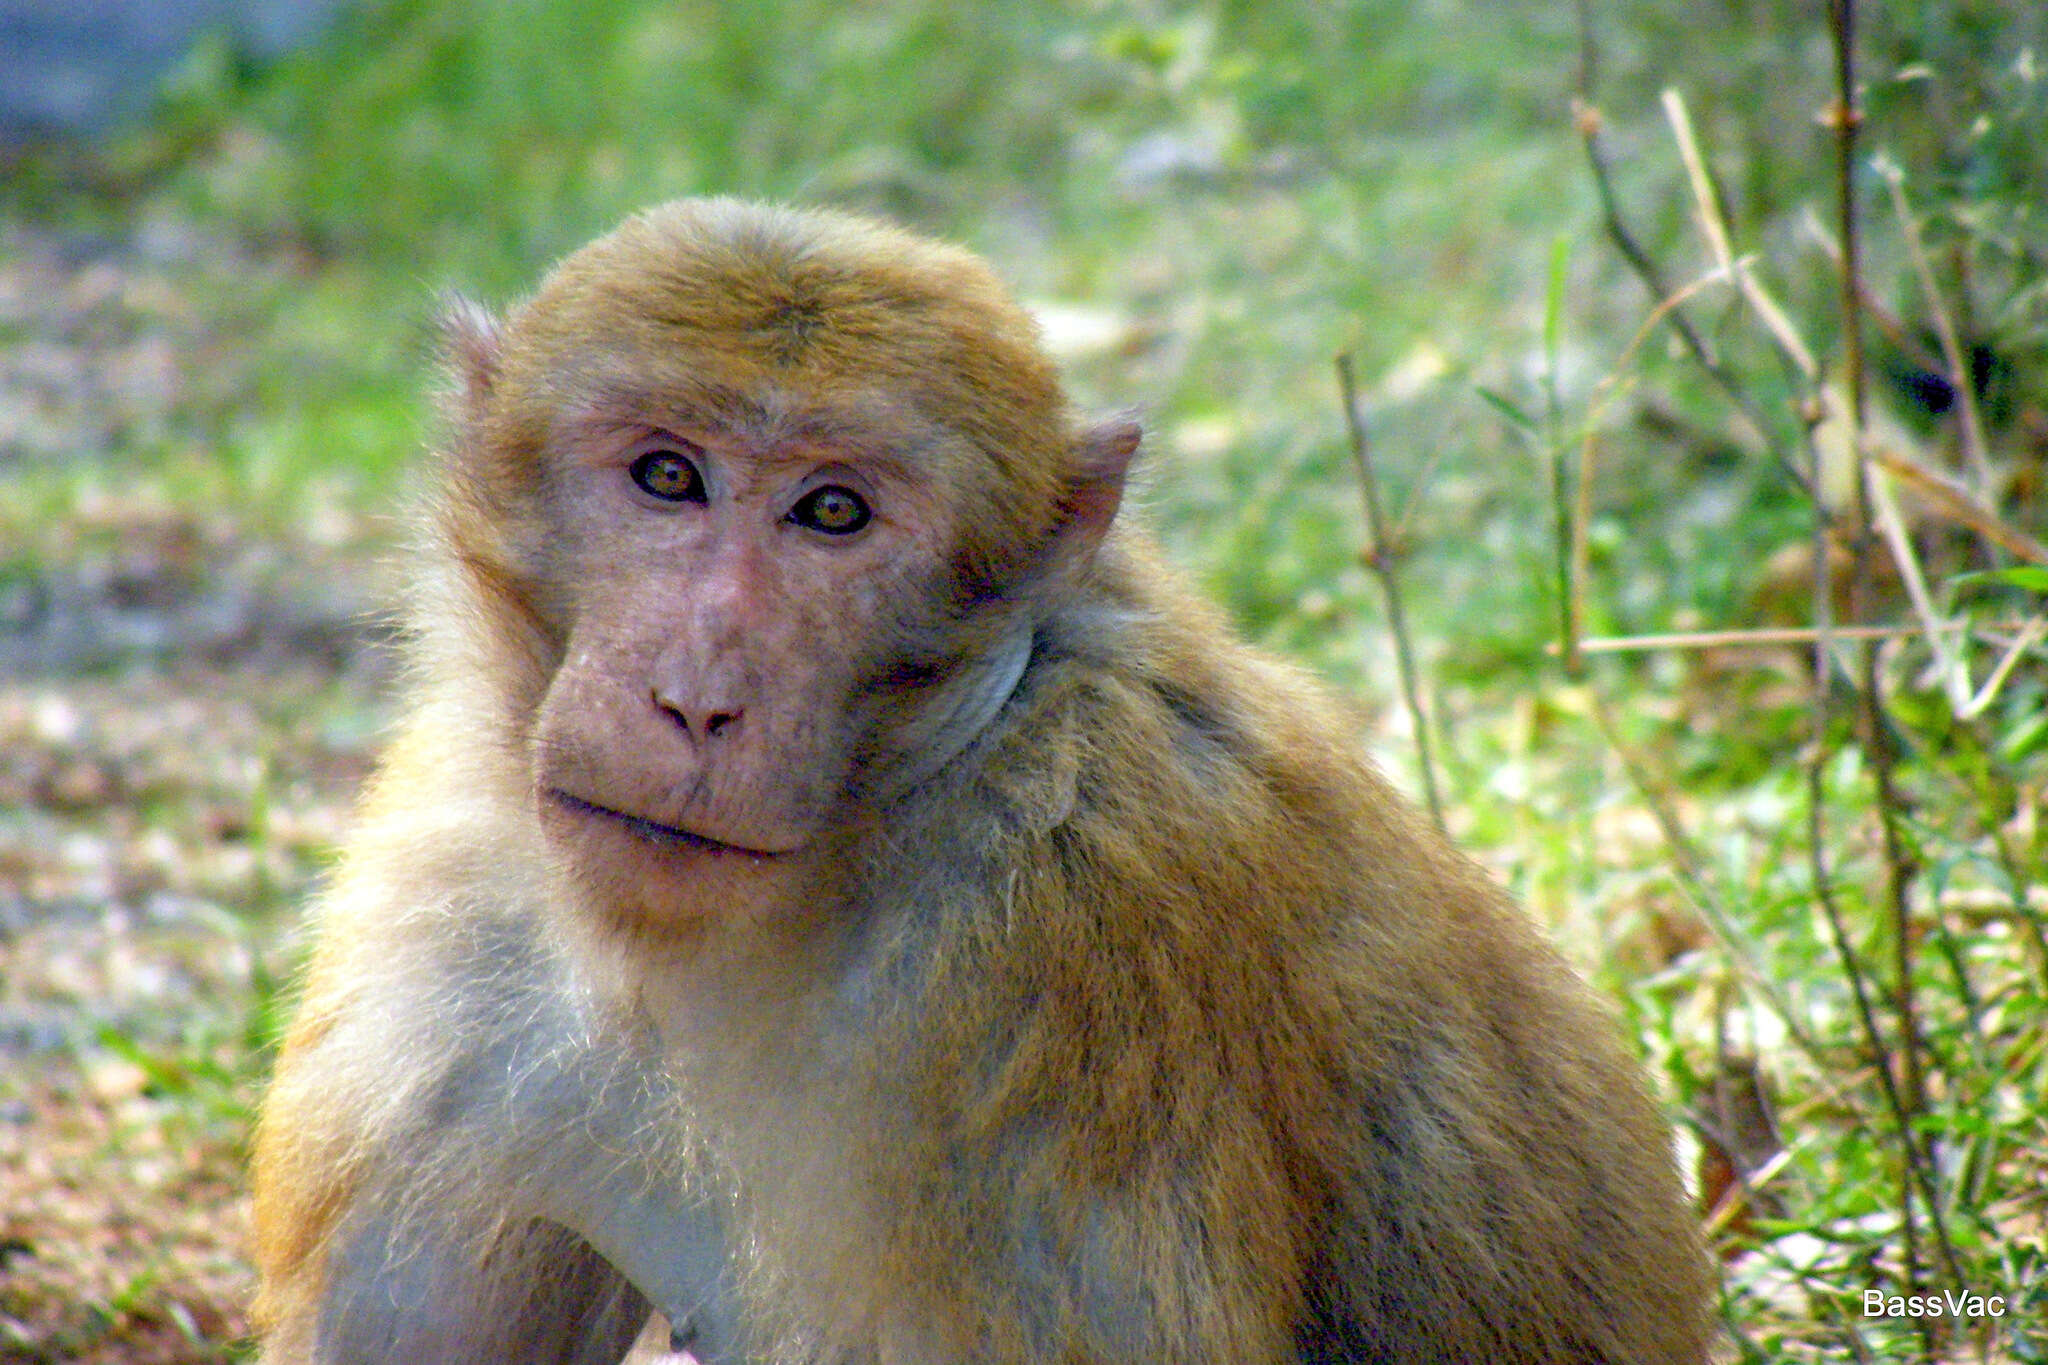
xmin=0 ymin=0 xmax=343 ymax=140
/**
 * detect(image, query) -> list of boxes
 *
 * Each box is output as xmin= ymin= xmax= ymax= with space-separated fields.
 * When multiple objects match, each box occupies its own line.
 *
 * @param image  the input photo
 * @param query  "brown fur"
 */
xmin=252 ymin=198 xmax=1711 ymax=1364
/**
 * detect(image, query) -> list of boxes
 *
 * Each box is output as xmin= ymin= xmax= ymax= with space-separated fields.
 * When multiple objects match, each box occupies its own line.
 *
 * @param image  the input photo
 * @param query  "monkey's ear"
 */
xmin=1049 ymin=417 xmax=1141 ymax=570
xmin=437 ymin=294 xmax=505 ymax=421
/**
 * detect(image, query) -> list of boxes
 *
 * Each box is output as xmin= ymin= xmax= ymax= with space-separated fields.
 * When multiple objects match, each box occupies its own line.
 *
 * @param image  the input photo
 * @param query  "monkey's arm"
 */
xmin=256 ymin=919 xmax=757 ymax=1364
xmin=314 ymin=1203 xmax=648 ymax=1365
xmin=251 ymin=756 xmax=752 ymax=1365
xmin=306 ymin=1048 xmax=749 ymax=1365
xmin=254 ymin=907 xmax=640 ymax=1362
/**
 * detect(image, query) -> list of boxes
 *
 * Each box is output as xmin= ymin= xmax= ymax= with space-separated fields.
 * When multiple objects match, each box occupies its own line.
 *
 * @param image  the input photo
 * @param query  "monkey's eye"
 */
xmin=789 ymin=486 xmax=871 ymax=536
xmin=629 ymin=449 xmax=706 ymax=503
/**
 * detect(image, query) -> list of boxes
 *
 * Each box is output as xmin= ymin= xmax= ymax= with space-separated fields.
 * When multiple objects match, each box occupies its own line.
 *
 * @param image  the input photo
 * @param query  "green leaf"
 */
xmin=1477 ymin=386 xmax=1536 ymax=435
xmin=1951 ymin=566 xmax=2048 ymax=595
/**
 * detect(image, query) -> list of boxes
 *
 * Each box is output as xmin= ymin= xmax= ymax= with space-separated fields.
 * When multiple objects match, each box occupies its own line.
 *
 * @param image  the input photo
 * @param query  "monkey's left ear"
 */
xmin=437 ymin=294 xmax=505 ymax=422
xmin=1050 ymin=417 xmax=1141 ymax=569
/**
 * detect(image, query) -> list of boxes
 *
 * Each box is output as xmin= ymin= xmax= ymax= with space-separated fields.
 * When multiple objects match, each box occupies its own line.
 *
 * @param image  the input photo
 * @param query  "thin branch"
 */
xmin=1561 ymin=623 xmax=1953 ymax=653
xmin=1959 ymin=615 xmax=2048 ymax=720
xmin=1867 ymin=444 xmax=2048 ymax=565
xmin=1663 ymin=90 xmax=1819 ymax=382
xmin=1879 ymin=158 xmax=1995 ymax=496
xmin=1865 ymin=463 xmax=1970 ymax=710
xmin=1336 ymin=353 xmax=1446 ymax=834
xmin=1541 ymin=237 xmax=1582 ymax=676
xmin=1798 ymin=206 xmax=1954 ymax=383
xmin=1828 ymin=0 xmax=1917 ymax=1153
xmin=1570 ymin=4 xmax=1812 ymax=497
xmin=1824 ymin=0 xmax=1965 ymax=1314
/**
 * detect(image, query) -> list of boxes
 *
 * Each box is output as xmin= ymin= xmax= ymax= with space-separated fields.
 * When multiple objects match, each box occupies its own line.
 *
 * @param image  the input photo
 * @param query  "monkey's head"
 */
xmin=429 ymin=199 xmax=1138 ymax=929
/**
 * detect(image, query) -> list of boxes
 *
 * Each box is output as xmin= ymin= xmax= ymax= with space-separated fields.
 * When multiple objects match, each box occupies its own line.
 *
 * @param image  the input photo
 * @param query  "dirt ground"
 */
xmin=0 ymin=220 xmax=388 ymax=1362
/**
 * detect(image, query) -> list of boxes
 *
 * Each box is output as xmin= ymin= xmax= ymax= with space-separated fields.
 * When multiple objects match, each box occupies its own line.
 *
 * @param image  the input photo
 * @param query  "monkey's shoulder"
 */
xmin=986 ymin=618 xmax=1430 ymax=884
xmin=948 ymin=613 xmax=1589 ymax=1045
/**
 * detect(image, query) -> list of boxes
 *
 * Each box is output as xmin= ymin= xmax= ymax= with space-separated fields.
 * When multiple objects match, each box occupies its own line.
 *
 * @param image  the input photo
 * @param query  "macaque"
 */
xmin=251 ymin=198 xmax=1711 ymax=1364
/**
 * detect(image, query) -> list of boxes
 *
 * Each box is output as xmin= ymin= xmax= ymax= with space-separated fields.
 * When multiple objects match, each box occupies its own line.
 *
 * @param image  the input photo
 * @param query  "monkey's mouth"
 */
xmin=545 ymin=789 xmax=789 ymax=860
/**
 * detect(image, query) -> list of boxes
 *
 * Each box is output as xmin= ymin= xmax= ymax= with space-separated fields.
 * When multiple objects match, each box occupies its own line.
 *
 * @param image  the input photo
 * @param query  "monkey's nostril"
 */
xmin=651 ymin=689 xmax=742 ymax=742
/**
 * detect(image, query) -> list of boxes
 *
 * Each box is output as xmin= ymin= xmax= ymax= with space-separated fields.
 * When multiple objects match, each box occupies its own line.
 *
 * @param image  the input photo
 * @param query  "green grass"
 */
xmin=5 ymin=0 xmax=2045 ymax=1358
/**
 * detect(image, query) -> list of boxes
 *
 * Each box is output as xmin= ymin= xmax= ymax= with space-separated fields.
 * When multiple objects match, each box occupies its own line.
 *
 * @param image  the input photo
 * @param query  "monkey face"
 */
xmin=433 ymin=200 xmax=1129 ymax=934
xmin=527 ymin=404 xmax=959 ymax=927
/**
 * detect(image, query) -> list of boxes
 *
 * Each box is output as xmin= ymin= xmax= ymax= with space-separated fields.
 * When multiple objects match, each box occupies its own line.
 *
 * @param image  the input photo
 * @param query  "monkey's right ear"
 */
xmin=437 ymin=295 xmax=505 ymax=422
xmin=1049 ymin=417 xmax=1141 ymax=571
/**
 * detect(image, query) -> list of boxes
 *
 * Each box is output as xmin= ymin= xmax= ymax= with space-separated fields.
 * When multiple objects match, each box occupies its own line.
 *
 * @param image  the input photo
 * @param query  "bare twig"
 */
xmin=1827 ymin=0 xmax=1916 ymax=1150
xmin=1557 ymin=620 xmax=2048 ymax=714
xmin=1782 ymin=207 xmax=2044 ymax=714
xmin=1541 ymin=238 xmax=1582 ymax=676
xmin=1570 ymin=3 xmax=1813 ymax=497
xmin=1880 ymin=159 xmax=1996 ymax=495
xmin=1959 ymin=615 xmax=2048 ymax=720
xmin=1664 ymin=90 xmax=1820 ymax=383
xmin=1822 ymin=0 xmax=1964 ymax=1317
xmin=1560 ymin=623 xmax=1955 ymax=653
xmin=1336 ymin=354 xmax=1446 ymax=833
xmin=1798 ymin=206 xmax=1956 ymax=385
xmin=1865 ymin=460 xmax=1970 ymax=708
xmin=1867 ymin=444 xmax=2048 ymax=565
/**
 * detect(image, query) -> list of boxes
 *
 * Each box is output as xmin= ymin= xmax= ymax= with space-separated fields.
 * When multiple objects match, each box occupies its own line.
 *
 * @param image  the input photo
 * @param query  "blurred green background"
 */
xmin=1 ymin=1 xmax=2044 ymax=1359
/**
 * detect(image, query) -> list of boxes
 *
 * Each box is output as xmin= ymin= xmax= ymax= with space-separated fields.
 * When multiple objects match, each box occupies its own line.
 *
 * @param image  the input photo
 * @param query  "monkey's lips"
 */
xmin=545 ymin=789 xmax=794 ymax=860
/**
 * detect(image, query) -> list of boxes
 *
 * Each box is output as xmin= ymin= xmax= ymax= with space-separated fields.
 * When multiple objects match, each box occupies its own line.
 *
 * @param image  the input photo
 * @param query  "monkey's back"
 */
xmin=835 ymin=534 xmax=1712 ymax=1364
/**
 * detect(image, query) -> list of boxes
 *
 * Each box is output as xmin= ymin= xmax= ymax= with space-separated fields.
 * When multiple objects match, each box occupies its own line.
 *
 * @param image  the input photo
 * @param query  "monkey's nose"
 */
xmin=652 ymin=689 xmax=744 ymax=744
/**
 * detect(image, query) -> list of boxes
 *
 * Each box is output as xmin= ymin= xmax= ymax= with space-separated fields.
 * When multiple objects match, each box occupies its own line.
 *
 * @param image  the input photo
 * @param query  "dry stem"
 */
xmin=1336 ymin=353 xmax=1446 ymax=834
